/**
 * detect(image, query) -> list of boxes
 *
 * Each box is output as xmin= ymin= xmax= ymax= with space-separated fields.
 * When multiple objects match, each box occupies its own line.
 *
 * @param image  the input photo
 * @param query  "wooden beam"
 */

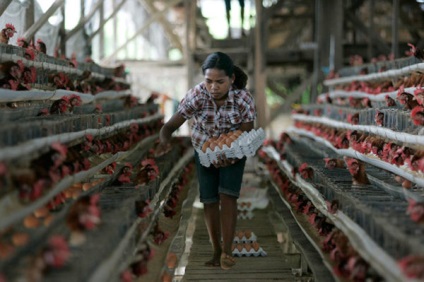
xmin=254 ymin=0 xmax=268 ymax=129
xmin=65 ymin=0 xmax=104 ymax=41
xmin=87 ymin=0 xmax=127 ymax=42
xmin=0 ymin=0 xmax=12 ymax=17
xmin=345 ymin=12 xmax=391 ymax=55
xmin=101 ymin=0 xmax=181 ymax=64
xmin=138 ymin=0 xmax=183 ymax=52
xmin=22 ymin=0 xmax=64 ymax=41
xmin=392 ymin=0 xmax=399 ymax=58
xmin=24 ymin=0 xmax=34 ymax=42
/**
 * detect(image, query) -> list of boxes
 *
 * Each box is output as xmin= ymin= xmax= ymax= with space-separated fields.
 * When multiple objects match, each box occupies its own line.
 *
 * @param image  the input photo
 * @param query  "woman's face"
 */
xmin=204 ymin=68 xmax=234 ymax=101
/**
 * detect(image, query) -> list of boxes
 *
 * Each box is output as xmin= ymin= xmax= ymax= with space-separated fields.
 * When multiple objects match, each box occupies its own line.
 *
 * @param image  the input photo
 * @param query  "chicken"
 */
xmin=326 ymin=199 xmax=339 ymax=214
xmin=152 ymin=221 xmax=169 ymax=245
xmin=406 ymin=43 xmax=424 ymax=60
xmin=17 ymin=37 xmax=29 ymax=48
xmin=0 ymin=61 xmax=22 ymax=80
xmin=407 ymin=200 xmax=424 ymax=223
xmin=411 ymin=106 xmax=424 ymax=126
xmin=414 ymin=87 xmax=424 ymax=105
xmin=67 ymin=194 xmax=101 ymax=245
xmin=36 ymin=39 xmax=47 ymax=54
xmin=344 ymin=157 xmax=370 ymax=185
xmin=67 ymin=94 xmax=82 ymax=113
xmin=0 ymin=23 xmax=16 ymax=44
xmin=49 ymin=97 xmax=69 ymax=115
xmin=324 ymin=158 xmax=346 ymax=169
xmin=398 ymin=255 xmax=424 ymax=279
xmin=405 ymin=151 xmax=424 ymax=172
xmin=298 ymin=163 xmax=313 ymax=179
xmin=397 ymin=87 xmax=418 ymax=110
xmin=134 ymin=159 xmax=159 ymax=186
xmin=116 ymin=163 xmax=133 ymax=184
xmin=135 ymin=199 xmax=152 ymax=218
xmin=374 ymin=110 xmax=384 ymax=126
xmin=347 ymin=113 xmax=359 ymax=125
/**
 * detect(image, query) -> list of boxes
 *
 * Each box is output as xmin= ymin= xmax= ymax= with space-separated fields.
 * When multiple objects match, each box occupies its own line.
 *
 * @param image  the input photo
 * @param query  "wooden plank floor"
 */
xmin=180 ymin=169 xmax=307 ymax=282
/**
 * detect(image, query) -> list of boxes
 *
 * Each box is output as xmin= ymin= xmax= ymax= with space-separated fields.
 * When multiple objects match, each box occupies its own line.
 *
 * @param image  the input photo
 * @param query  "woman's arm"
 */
xmin=159 ymin=112 xmax=186 ymax=144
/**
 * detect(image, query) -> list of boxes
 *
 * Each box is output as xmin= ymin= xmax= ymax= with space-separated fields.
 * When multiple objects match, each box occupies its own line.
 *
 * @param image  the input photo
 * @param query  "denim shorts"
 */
xmin=194 ymin=151 xmax=246 ymax=204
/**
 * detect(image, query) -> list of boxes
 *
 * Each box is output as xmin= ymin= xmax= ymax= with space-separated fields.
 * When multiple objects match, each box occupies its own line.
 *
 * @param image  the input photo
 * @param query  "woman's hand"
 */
xmin=212 ymin=153 xmax=239 ymax=168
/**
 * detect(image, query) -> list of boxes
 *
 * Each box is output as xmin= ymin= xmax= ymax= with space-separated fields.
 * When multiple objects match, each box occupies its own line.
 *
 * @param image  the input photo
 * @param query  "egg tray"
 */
xmin=196 ymin=128 xmax=266 ymax=167
xmin=233 ymin=232 xmax=257 ymax=243
xmin=232 ymin=244 xmax=267 ymax=257
xmin=237 ymin=210 xmax=254 ymax=220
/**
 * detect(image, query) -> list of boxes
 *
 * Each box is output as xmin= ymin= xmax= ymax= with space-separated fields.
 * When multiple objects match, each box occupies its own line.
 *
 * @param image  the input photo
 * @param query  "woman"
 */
xmin=159 ymin=51 xmax=256 ymax=270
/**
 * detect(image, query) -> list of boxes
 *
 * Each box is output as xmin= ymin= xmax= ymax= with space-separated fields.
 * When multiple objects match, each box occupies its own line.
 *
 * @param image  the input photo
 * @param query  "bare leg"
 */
xmin=220 ymin=194 xmax=237 ymax=256
xmin=203 ymin=202 xmax=222 ymax=266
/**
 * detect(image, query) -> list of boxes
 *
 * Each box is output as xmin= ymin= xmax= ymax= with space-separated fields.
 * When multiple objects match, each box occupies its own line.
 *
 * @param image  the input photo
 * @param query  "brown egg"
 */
xmin=233 ymin=130 xmax=242 ymax=137
xmin=237 ymin=230 xmax=244 ymax=239
xmin=252 ymin=241 xmax=260 ymax=251
xmin=12 ymin=232 xmax=29 ymax=246
xmin=82 ymin=182 xmax=91 ymax=191
xmin=72 ymin=183 xmax=83 ymax=189
xmin=225 ymin=137 xmax=233 ymax=147
xmin=34 ymin=206 xmax=49 ymax=218
xmin=244 ymin=243 xmax=252 ymax=252
xmin=236 ymin=243 xmax=244 ymax=252
xmin=166 ymin=252 xmax=178 ymax=269
xmin=209 ymin=141 xmax=218 ymax=151
xmin=245 ymin=230 xmax=252 ymax=239
xmin=202 ymin=141 xmax=210 ymax=152
xmin=43 ymin=214 xmax=54 ymax=227
xmin=217 ymin=140 xmax=225 ymax=149
xmin=0 ymin=242 xmax=14 ymax=259
xmin=23 ymin=215 xmax=39 ymax=229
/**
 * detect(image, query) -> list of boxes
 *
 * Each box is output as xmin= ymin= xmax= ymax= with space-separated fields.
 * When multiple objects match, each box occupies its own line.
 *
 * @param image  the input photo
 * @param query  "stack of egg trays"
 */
xmin=197 ymin=128 xmax=266 ymax=167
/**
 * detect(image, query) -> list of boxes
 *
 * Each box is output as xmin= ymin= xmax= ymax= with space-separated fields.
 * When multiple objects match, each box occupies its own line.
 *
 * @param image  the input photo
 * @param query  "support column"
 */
xmin=314 ymin=0 xmax=343 ymax=99
xmin=254 ymin=0 xmax=267 ymax=129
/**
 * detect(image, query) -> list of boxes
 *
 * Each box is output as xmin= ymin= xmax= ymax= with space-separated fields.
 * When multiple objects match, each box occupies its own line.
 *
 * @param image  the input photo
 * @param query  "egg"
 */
xmin=233 ymin=130 xmax=242 ymax=137
xmin=23 ymin=215 xmax=39 ymax=229
xmin=245 ymin=230 xmax=252 ymax=239
xmin=166 ymin=252 xmax=178 ymax=269
xmin=225 ymin=138 xmax=233 ymax=147
xmin=236 ymin=243 xmax=244 ymax=252
xmin=12 ymin=232 xmax=29 ymax=246
xmin=217 ymin=140 xmax=225 ymax=149
xmin=252 ymin=241 xmax=260 ymax=251
xmin=209 ymin=141 xmax=218 ymax=151
xmin=244 ymin=243 xmax=252 ymax=252
xmin=82 ymin=182 xmax=91 ymax=191
xmin=34 ymin=206 xmax=49 ymax=218
xmin=202 ymin=141 xmax=210 ymax=152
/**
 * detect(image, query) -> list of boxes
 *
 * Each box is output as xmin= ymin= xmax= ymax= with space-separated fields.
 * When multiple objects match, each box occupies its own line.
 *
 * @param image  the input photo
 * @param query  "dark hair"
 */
xmin=201 ymin=51 xmax=248 ymax=89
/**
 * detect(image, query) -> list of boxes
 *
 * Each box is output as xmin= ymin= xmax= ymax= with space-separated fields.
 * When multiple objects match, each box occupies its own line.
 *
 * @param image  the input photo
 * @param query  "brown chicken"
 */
xmin=344 ymin=157 xmax=370 ymax=185
xmin=0 ymin=23 xmax=16 ymax=44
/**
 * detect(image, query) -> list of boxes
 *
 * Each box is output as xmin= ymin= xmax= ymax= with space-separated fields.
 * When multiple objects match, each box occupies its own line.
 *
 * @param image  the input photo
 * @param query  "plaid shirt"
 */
xmin=177 ymin=82 xmax=256 ymax=150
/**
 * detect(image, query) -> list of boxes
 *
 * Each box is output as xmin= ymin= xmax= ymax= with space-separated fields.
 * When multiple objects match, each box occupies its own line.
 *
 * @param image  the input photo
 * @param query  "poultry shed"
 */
xmin=0 ymin=0 xmax=424 ymax=282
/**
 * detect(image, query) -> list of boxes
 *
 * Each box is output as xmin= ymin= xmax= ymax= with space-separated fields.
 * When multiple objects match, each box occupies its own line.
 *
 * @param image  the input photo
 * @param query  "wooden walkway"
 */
xmin=178 ymin=169 xmax=313 ymax=282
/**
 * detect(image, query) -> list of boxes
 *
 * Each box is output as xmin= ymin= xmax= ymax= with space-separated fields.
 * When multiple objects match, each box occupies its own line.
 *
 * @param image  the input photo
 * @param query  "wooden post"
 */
xmin=185 ymin=0 xmax=194 ymax=91
xmin=99 ymin=1 xmax=105 ymax=60
xmin=367 ymin=0 xmax=375 ymax=60
xmin=254 ymin=0 xmax=267 ymax=129
xmin=314 ymin=0 xmax=343 ymax=99
xmin=0 ymin=0 xmax=12 ymax=17
xmin=392 ymin=0 xmax=399 ymax=58
xmin=24 ymin=0 xmax=34 ymax=42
